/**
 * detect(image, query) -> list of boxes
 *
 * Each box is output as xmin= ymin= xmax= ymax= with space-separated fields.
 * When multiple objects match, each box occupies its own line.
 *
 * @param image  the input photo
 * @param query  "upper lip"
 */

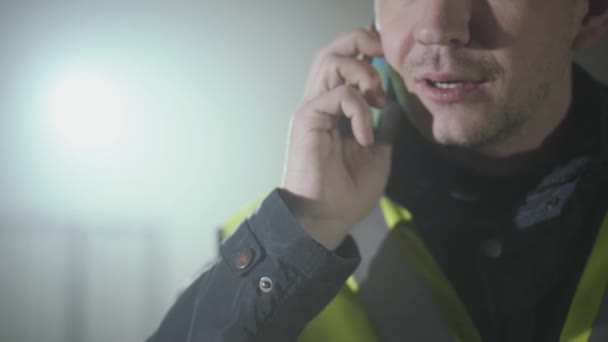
xmin=417 ymin=72 xmax=486 ymax=83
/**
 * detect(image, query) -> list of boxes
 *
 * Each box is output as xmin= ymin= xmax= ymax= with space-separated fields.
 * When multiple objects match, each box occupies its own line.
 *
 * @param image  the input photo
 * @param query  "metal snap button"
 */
xmin=235 ymin=248 xmax=254 ymax=270
xmin=259 ymin=276 xmax=273 ymax=293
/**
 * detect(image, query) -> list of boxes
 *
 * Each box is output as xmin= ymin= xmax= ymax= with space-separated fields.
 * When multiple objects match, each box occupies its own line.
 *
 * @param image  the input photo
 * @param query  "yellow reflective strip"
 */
xmin=560 ymin=212 xmax=608 ymax=342
xmin=380 ymin=196 xmax=481 ymax=341
xmin=299 ymin=285 xmax=378 ymax=342
xmin=223 ymin=197 xmax=377 ymax=341
xmin=346 ymin=276 xmax=359 ymax=293
xmin=397 ymin=225 xmax=483 ymax=342
xmin=380 ymin=196 xmax=413 ymax=228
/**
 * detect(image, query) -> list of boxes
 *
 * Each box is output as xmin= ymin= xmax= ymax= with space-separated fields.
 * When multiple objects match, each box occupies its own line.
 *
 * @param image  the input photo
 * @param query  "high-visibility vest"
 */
xmin=222 ymin=196 xmax=608 ymax=341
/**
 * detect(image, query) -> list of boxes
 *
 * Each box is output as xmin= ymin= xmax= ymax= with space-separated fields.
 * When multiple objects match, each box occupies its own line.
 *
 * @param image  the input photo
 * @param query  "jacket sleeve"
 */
xmin=147 ymin=189 xmax=361 ymax=342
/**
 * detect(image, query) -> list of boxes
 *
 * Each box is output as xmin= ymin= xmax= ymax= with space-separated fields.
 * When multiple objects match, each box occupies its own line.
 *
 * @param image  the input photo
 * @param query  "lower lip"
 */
xmin=419 ymin=81 xmax=485 ymax=103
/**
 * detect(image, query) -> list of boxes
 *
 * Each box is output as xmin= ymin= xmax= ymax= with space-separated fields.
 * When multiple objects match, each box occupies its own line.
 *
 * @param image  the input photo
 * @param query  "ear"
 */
xmin=573 ymin=0 xmax=608 ymax=49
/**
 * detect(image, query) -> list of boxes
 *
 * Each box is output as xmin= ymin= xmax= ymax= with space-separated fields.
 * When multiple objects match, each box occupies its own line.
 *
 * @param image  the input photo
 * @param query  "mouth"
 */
xmin=416 ymin=73 xmax=489 ymax=103
xmin=425 ymin=79 xmax=484 ymax=89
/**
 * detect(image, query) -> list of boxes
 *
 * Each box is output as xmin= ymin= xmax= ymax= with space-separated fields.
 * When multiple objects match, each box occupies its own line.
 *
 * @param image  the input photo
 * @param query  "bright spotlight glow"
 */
xmin=47 ymin=70 xmax=130 ymax=154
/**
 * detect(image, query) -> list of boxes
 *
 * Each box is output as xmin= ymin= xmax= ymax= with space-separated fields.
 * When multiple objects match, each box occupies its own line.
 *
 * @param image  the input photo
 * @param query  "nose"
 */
xmin=413 ymin=0 xmax=472 ymax=47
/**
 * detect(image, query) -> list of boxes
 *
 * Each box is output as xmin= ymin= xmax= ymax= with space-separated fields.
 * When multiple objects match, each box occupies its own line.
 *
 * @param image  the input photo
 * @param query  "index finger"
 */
xmin=323 ymin=28 xmax=384 ymax=58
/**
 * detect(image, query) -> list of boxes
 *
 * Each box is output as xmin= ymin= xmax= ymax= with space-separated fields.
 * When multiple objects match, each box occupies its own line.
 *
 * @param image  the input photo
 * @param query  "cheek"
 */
xmin=377 ymin=7 xmax=417 ymax=70
xmin=380 ymin=25 xmax=419 ymax=92
xmin=381 ymin=35 xmax=405 ymax=71
xmin=499 ymin=11 xmax=572 ymax=85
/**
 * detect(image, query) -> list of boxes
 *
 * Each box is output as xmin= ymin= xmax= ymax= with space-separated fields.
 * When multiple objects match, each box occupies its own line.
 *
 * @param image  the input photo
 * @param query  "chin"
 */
xmin=430 ymin=115 xmax=498 ymax=148
xmin=405 ymin=99 xmax=512 ymax=148
xmin=432 ymin=130 xmax=476 ymax=147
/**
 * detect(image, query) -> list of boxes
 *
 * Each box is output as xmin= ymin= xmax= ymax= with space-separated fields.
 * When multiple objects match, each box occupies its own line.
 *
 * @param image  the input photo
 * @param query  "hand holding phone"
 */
xmin=281 ymin=28 xmax=401 ymax=250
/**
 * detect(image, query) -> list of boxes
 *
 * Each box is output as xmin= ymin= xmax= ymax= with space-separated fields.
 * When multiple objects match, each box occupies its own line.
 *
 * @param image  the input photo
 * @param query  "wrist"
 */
xmin=278 ymin=188 xmax=350 ymax=251
xmin=297 ymin=216 xmax=349 ymax=251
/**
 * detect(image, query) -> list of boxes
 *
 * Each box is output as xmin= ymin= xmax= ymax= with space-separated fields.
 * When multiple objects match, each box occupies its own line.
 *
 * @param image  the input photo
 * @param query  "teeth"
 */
xmin=431 ymin=81 xmax=462 ymax=89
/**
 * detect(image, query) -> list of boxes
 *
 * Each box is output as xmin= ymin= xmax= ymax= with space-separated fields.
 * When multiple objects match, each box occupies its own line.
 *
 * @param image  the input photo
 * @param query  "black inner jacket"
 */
xmin=385 ymin=64 xmax=608 ymax=341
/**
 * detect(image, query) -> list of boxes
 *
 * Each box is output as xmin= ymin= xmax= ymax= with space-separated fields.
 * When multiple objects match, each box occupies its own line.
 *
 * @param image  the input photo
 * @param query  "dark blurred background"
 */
xmin=0 ymin=1 xmax=606 ymax=341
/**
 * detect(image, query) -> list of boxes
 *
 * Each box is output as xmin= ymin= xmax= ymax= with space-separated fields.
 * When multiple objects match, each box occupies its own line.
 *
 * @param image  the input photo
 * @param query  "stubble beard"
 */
xmin=401 ymin=49 xmax=555 ymax=154
xmin=452 ymin=71 xmax=553 ymax=153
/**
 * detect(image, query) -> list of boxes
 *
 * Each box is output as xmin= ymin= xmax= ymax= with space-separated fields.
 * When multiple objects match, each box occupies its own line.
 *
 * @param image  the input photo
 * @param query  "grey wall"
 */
xmin=0 ymin=1 xmax=373 ymax=341
xmin=0 ymin=218 xmax=167 ymax=342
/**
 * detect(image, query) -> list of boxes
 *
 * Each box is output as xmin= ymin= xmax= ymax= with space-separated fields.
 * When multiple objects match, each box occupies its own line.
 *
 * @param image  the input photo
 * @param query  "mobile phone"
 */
xmin=371 ymin=57 xmax=404 ymax=144
xmin=370 ymin=56 xmax=395 ymax=129
xmin=350 ymin=23 xmax=403 ymax=144
xmin=363 ymin=55 xmax=404 ymax=147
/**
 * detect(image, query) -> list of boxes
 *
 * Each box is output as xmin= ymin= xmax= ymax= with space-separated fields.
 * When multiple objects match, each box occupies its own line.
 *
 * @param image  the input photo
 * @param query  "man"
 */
xmin=149 ymin=0 xmax=608 ymax=341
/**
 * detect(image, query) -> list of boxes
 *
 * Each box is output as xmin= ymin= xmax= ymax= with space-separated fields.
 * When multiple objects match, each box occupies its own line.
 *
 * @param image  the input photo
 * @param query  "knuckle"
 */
xmin=336 ymin=84 xmax=357 ymax=98
xmin=294 ymin=102 xmax=313 ymax=118
xmin=355 ymin=27 xmax=374 ymax=41
xmin=341 ymin=59 xmax=379 ymax=89
xmin=336 ymin=30 xmax=354 ymax=41
xmin=360 ymin=65 xmax=380 ymax=86
xmin=316 ymin=55 xmax=341 ymax=84
xmin=321 ymin=54 xmax=339 ymax=71
xmin=338 ymin=86 xmax=368 ymax=110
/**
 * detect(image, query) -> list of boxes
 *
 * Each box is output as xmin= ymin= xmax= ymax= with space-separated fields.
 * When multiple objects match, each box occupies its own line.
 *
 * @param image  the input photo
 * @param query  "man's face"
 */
xmin=375 ymin=0 xmax=589 ymax=151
